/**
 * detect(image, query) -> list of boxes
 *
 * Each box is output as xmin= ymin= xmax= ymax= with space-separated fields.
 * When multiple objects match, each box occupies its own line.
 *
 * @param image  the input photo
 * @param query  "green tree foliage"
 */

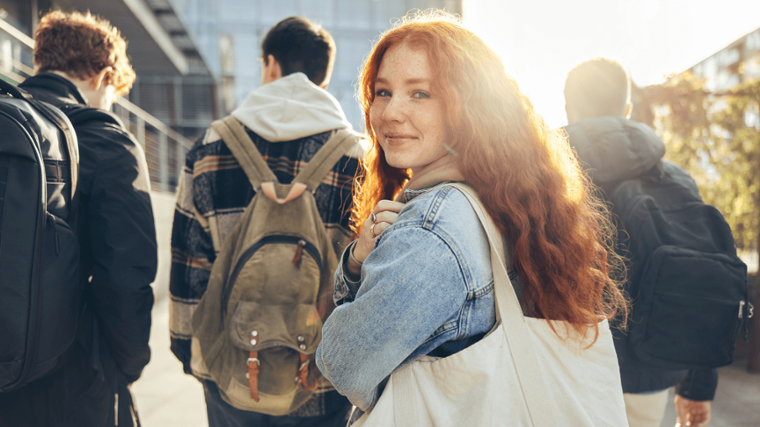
xmin=634 ymin=72 xmax=760 ymax=253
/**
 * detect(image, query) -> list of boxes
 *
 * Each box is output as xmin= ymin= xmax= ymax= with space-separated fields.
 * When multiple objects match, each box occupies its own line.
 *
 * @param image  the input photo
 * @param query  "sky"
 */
xmin=462 ymin=0 xmax=760 ymax=129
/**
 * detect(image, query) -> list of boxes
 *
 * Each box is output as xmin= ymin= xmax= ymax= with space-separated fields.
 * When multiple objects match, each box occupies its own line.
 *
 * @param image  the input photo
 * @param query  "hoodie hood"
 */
xmin=564 ymin=117 xmax=666 ymax=184
xmin=231 ymin=72 xmax=352 ymax=142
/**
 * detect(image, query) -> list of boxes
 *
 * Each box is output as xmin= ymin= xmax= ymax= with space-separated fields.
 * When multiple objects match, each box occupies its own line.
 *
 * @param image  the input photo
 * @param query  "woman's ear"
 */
xmin=90 ymin=66 xmax=114 ymax=91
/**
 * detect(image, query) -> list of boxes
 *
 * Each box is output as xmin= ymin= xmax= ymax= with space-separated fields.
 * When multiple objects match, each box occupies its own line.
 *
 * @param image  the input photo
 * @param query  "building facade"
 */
xmin=690 ymin=26 xmax=760 ymax=92
xmin=169 ymin=0 xmax=463 ymax=130
xmin=0 ymin=0 xmax=216 ymax=190
xmin=688 ymin=25 xmax=760 ymax=129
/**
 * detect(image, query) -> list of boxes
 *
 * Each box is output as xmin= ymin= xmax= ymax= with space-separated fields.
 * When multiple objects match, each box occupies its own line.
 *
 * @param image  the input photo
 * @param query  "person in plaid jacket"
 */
xmin=169 ymin=17 xmax=364 ymax=427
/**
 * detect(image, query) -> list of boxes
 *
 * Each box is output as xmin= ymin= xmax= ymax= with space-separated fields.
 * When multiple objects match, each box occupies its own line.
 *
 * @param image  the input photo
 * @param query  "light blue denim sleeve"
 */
xmin=316 ymin=226 xmax=468 ymax=412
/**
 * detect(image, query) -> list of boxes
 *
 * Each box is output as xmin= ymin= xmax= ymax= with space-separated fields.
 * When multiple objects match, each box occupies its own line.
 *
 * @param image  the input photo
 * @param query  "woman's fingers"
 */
xmin=373 ymin=200 xmax=405 ymax=215
xmin=371 ymin=200 xmax=405 ymax=226
xmin=373 ymin=210 xmax=398 ymax=225
xmin=353 ymin=200 xmax=406 ymax=264
xmin=369 ymin=221 xmax=391 ymax=237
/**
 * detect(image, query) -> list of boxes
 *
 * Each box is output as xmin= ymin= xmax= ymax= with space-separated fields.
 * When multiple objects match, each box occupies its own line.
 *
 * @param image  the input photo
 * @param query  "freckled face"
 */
xmin=370 ymin=44 xmax=449 ymax=175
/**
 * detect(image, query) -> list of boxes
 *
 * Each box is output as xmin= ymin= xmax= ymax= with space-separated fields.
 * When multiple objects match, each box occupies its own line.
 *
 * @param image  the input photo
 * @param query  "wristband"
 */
xmin=349 ymin=243 xmax=363 ymax=265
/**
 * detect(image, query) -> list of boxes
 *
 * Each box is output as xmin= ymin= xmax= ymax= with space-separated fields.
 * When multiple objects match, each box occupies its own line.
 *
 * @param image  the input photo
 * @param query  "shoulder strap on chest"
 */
xmin=210 ymin=116 xmax=359 ymax=203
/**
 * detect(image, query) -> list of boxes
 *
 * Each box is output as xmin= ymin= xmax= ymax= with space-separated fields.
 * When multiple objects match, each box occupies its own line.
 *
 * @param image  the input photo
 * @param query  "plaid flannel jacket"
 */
xmin=169 ymin=124 xmax=361 ymax=416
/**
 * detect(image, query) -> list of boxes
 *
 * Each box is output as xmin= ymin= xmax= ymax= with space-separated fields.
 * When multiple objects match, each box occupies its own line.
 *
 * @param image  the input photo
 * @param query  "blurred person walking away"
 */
xmin=169 ymin=16 xmax=362 ymax=427
xmin=563 ymin=57 xmax=750 ymax=427
xmin=316 ymin=10 xmax=629 ymax=426
xmin=0 ymin=11 xmax=157 ymax=427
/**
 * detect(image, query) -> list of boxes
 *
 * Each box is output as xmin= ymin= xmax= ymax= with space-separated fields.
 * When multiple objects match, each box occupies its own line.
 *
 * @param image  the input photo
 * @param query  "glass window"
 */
xmin=336 ymin=0 xmax=369 ymax=29
xmin=372 ymin=0 xmax=404 ymax=30
xmin=300 ymin=0 xmax=333 ymax=27
xmin=335 ymin=38 xmax=372 ymax=81
xmin=219 ymin=34 xmax=235 ymax=74
xmin=220 ymin=0 xmax=255 ymax=22
xmin=234 ymin=32 xmax=259 ymax=104
xmin=261 ymin=0 xmax=297 ymax=26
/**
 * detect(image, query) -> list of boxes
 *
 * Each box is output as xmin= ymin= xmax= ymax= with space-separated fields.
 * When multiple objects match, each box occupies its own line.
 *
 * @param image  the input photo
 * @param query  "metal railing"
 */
xmin=0 ymin=18 xmax=191 ymax=193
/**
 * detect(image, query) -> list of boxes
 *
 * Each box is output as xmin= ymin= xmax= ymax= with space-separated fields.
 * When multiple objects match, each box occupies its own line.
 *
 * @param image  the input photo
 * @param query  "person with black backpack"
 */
xmin=169 ymin=16 xmax=363 ymax=427
xmin=0 ymin=11 xmax=157 ymax=427
xmin=563 ymin=57 xmax=751 ymax=427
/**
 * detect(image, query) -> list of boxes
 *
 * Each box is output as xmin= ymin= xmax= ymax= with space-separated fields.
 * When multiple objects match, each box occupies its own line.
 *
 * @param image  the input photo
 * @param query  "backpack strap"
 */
xmin=212 ymin=117 xmax=359 ymax=204
xmin=0 ymin=80 xmax=79 ymax=202
xmin=30 ymin=100 xmax=79 ymax=201
xmin=211 ymin=116 xmax=278 ymax=191
xmin=292 ymin=128 xmax=360 ymax=192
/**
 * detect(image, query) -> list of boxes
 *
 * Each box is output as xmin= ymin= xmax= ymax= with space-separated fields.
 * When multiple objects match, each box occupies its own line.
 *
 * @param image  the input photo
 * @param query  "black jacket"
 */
xmin=565 ymin=117 xmax=718 ymax=401
xmin=0 ymin=73 xmax=157 ymax=427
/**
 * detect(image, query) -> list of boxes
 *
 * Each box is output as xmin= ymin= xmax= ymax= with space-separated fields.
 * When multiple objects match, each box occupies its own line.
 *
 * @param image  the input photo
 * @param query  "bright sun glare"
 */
xmin=463 ymin=0 xmax=760 ymax=129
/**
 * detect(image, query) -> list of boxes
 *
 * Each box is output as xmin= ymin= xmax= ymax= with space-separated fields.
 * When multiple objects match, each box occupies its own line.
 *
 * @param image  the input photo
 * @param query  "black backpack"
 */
xmin=605 ymin=159 xmax=752 ymax=370
xmin=0 ymin=79 xmax=81 ymax=392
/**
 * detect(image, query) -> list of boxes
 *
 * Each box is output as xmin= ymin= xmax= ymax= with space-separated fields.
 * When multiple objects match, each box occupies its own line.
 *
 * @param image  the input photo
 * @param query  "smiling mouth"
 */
xmin=385 ymin=135 xmax=417 ymax=141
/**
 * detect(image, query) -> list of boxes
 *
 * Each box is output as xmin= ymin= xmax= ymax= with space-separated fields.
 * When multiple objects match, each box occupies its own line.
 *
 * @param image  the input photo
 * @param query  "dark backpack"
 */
xmin=605 ymin=160 xmax=752 ymax=370
xmin=0 ymin=78 xmax=81 ymax=392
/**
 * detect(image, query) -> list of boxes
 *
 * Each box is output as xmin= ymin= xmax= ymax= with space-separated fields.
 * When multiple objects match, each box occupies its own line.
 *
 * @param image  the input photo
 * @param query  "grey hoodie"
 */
xmin=564 ymin=116 xmax=665 ymax=185
xmin=231 ymin=72 xmax=353 ymax=143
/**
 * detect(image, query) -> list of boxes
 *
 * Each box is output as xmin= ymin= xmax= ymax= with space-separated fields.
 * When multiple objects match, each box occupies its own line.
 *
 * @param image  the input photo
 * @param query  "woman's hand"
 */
xmin=347 ymin=200 xmax=405 ymax=276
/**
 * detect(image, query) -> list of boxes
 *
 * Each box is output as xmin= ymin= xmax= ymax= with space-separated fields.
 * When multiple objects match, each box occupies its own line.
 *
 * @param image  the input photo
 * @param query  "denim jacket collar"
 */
xmin=402 ymin=180 xmax=462 ymax=203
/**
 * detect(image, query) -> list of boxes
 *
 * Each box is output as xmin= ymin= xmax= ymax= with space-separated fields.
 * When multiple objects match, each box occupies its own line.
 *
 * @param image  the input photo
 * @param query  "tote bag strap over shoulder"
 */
xmin=392 ymin=183 xmax=558 ymax=427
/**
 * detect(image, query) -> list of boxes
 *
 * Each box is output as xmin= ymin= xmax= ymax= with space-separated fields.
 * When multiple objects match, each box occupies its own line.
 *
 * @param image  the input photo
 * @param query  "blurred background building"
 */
xmin=169 ymin=0 xmax=462 ymax=130
xmin=0 ymin=0 xmax=463 ymax=301
xmin=0 ymin=0 xmax=216 ymax=192
xmin=687 ymin=25 xmax=760 ymax=130
xmin=689 ymin=25 xmax=760 ymax=93
xmin=1 ymin=0 xmax=463 ymax=190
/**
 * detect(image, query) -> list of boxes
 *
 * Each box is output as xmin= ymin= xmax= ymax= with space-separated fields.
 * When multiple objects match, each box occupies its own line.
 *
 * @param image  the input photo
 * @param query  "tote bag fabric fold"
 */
xmin=353 ymin=183 xmax=627 ymax=427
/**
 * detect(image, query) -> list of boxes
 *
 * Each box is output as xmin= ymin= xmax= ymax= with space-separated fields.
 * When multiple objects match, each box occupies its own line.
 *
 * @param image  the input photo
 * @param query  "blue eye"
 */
xmin=412 ymin=91 xmax=430 ymax=99
xmin=376 ymin=89 xmax=391 ymax=97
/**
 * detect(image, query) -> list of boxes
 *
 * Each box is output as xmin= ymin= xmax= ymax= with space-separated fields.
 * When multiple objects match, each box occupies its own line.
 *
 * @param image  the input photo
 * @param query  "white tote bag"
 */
xmin=353 ymin=184 xmax=628 ymax=427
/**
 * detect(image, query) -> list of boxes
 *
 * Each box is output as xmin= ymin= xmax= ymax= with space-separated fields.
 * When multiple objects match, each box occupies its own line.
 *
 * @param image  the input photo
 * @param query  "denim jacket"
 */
xmin=316 ymin=185 xmax=510 ymax=411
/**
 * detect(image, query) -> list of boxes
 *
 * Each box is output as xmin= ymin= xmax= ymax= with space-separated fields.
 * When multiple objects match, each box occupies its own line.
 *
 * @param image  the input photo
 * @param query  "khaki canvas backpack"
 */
xmin=191 ymin=116 xmax=360 ymax=415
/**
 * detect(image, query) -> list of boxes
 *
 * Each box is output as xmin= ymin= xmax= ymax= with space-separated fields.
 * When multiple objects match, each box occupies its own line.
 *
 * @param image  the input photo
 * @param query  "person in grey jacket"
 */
xmin=563 ymin=57 xmax=715 ymax=427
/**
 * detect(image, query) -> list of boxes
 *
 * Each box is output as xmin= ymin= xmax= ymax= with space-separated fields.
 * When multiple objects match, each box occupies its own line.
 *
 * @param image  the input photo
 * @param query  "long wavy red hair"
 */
xmin=353 ymin=10 xmax=626 ymax=338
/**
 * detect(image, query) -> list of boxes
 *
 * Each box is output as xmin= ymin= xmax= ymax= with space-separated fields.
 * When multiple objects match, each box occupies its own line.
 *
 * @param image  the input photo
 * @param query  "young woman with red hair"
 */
xmin=316 ymin=10 xmax=627 ymax=424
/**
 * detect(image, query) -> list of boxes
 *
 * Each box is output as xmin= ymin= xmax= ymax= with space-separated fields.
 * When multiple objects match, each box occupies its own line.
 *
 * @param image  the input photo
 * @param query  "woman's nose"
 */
xmin=383 ymin=95 xmax=405 ymax=123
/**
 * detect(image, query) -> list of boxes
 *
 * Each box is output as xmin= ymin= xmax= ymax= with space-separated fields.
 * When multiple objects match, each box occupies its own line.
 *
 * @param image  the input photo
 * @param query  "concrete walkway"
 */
xmin=132 ymin=298 xmax=207 ymax=427
xmin=133 ymin=298 xmax=760 ymax=426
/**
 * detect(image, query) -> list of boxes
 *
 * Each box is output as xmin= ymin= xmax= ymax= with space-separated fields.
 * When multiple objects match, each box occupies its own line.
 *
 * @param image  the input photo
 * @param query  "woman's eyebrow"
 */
xmin=374 ymin=77 xmax=431 ymax=85
xmin=404 ymin=78 xmax=430 ymax=85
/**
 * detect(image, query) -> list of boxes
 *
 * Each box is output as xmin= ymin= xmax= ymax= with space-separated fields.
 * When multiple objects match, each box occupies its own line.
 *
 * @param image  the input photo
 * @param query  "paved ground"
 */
xmin=659 ymin=358 xmax=760 ymax=427
xmin=133 ymin=298 xmax=760 ymax=426
xmin=131 ymin=298 xmax=208 ymax=427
